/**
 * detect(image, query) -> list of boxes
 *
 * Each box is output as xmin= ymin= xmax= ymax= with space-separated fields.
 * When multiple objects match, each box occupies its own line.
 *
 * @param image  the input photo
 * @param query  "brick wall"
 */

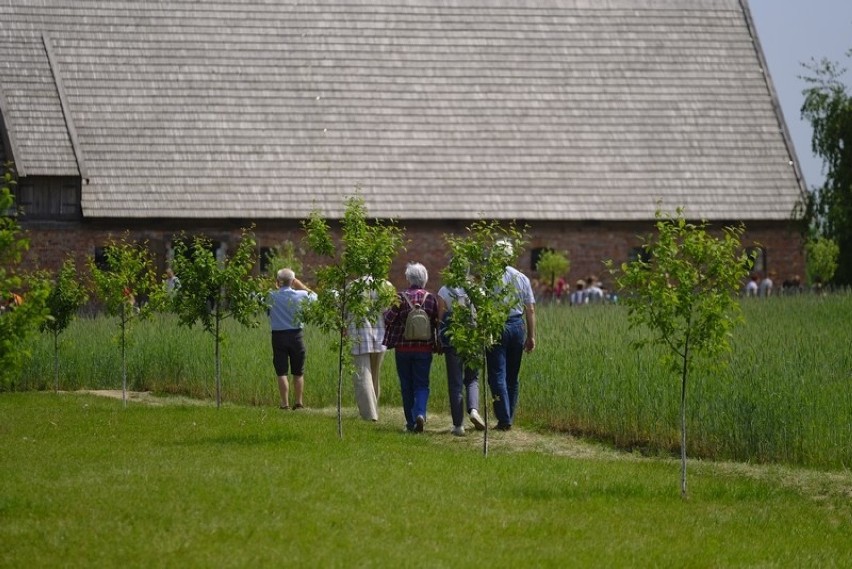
xmin=21 ymin=218 xmax=805 ymax=293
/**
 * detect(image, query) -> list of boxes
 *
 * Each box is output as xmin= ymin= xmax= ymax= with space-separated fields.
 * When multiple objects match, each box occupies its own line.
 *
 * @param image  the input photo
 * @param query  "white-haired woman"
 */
xmin=382 ymin=262 xmax=439 ymax=432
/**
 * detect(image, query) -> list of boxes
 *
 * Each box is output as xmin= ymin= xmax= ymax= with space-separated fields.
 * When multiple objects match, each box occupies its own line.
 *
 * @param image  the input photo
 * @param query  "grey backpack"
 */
xmin=403 ymin=292 xmax=432 ymax=341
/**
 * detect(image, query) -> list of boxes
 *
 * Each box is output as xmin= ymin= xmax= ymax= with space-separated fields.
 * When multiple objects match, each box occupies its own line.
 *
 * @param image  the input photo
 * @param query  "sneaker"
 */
xmin=414 ymin=415 xmax=425 ymax=433
xmin=496 ymin=422 xmax=512 ymax=431
xmin=469 ymin=409 xmax=486 ymax=431
xmin=452 ymin=425 xmax=465 ymax=437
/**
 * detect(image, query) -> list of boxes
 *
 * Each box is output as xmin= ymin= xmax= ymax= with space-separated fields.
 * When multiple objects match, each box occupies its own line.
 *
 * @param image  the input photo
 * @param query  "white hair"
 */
xmin=495 ymin=239 xmax=514 ymax=258
xmin=277 ymin=268 xmax=295 ymax=284
xmin=405 ymin=262 xmax=428 ymax=287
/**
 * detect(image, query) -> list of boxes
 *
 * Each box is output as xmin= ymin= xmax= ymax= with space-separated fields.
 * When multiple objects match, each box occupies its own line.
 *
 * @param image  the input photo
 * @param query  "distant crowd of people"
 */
xmin=533 ymin=275 xmax=617 ymax=306
xmin=265 ymin=243 xmax=535 ymax=436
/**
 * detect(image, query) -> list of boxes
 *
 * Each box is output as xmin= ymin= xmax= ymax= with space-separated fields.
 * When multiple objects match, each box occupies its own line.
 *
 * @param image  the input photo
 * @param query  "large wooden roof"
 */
xmin=0 ymin=0 xmax=805 ymax=221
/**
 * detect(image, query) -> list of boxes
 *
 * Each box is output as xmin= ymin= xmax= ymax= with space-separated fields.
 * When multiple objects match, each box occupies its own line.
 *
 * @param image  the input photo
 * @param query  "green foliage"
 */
xmin=442 ymin=221 xmax=525 ymax=373
xmin=535 ymin=249 xmax=570 ymax=290
xmin=39 ymin=257 xmax=89 ymax=391
xmin=611 ymin=211 xmax=751 ymax=372
xmin=262 ymin=239 xmax=303 ymax=279
xmin=0 ymin=162 xmax=49 ymax=389
xmin=88 ymin=234 xmax=161 ymax=323
xmin=301 ymin=195 xmax=403 ymax=435
xmin=169 ymin=228 xmax=266 ymax=407
xmin=801 ymin=54 xmax=852 ymax=285
xmin=805 ymin=236 xmax=840 ymax=284
xmin=170 ymin=229 xmax=265 ymax=333
xmin=302 ymin=195 xmax=402 ymax=336
xmin=608 ymin=208 xmax=751 ymax=497
xmin=41 ymin=257 xmax=89 ymax=336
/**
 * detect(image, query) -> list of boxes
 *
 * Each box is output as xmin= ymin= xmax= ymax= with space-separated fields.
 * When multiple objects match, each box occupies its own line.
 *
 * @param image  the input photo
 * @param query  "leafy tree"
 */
xmin=442 ymin=220 xmax=524 ymax=455
xmin=301 ymin=195 xmax=402 ymax=438
xmin=801 ymin=54 xmax=852 ymax=285
xmin=169 ymin=228 xmax=266 ymax=408
xmin=88 ymin=234 xmax=161 ymax=405
xmin=535 ymin=249 xmax=570 ymax=298
xmin=0 ymin=162 xmax=49 ymax=389
xmin=805 ymin=236 xmax=840 ymax=287
xmin=262 ymin=240 xmax=303 ymax=279
xmin=40 ymin=258 xmax=89 ymax=392
xmin=608 ymin=209 xmax=751 ymax=499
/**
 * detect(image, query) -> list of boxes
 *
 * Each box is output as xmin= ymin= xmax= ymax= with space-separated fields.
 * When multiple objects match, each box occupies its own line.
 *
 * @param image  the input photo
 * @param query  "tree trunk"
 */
xmin=680 ymin=345 xmax=689 ymax=500
xmin=121 ymin=304 xmax=127 ymax=408
xmin=53 ymin=329 xmax=59 ymax=393
xmin=215 ymin=311 xmax=222 ymax=409
xmin=482 ymin=348 xmax=489 ymax=458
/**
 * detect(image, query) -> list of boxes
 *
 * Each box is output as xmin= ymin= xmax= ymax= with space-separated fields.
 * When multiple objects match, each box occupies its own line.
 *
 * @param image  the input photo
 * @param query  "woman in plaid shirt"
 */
xmin=382 ymin=262 xmax=439 ymax=433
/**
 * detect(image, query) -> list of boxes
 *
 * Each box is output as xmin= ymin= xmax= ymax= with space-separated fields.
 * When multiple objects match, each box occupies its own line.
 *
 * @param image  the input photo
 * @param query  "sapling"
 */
xmin=301 ymin=195 xmax=402 ymax=438
xmin=442 ymin=220 xmax=524 ymax=455
xmin=169 ymin=228 xmax=266 ymax=408
xmin=88 ymin=235 xmax=161 ymax=406
xmin=40 ymin=258 xmax=89 ymax=391
xmin=608 ymin=208 xmax=751 ymax=498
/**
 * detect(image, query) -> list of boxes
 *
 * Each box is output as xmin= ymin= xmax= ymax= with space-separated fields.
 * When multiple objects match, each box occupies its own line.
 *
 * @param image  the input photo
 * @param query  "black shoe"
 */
xmin=496 ymin=423 xmax=512 ymax=431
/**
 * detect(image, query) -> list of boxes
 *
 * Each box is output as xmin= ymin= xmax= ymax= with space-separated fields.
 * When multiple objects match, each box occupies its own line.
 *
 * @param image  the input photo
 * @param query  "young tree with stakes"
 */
xmin=169 ymin=229 xmax=266 ymax=409
xmin=442 ymin=220 xmax=524 ymax=456
xmin=608 ymin=208 xmax=751 ymax=499
xmin=301 ymin=195 xmax=402 ymax=438
xmin=88 ymin=235 xmax=161 ymax=406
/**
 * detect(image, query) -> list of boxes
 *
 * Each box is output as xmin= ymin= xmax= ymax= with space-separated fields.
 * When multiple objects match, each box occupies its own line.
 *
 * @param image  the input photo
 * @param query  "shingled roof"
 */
xmin=0 ymin=0 xmax=805 ymax=221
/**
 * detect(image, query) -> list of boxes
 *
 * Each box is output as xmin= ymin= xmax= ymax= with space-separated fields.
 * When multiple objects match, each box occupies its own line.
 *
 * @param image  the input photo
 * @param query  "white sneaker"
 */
xmin=452 ymin=425 xmax=465 ymax=437
xmin=469 ymin=409 xmax=486 ymax=431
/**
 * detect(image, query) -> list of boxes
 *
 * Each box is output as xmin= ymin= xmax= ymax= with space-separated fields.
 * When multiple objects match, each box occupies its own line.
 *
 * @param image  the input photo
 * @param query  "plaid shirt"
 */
xmin=348 ymin=314 xmax=386 ymax=356
xmin=382 ymin=287 xmax=439 ymax=352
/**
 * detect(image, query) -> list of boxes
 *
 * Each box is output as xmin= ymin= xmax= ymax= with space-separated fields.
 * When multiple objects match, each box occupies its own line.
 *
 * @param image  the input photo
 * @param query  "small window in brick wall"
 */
xmin=530 ymin=247 xmax=552 ymax=273
xmin=259 ymin=247 xmax=274 ymax=275
xmin=93 ymin=247 xmax=110 ymax=271
xmin=628 ymin=246 xmax=652 ymax=264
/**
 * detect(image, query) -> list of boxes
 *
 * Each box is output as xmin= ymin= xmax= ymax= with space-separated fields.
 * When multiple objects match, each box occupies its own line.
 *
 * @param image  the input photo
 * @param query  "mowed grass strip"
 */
xmin=2 ymin=393 xmax=850 ymax=567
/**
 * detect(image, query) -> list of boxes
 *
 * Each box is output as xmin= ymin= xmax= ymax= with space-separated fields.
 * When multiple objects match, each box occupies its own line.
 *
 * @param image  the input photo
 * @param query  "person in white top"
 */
xmin=485 ymin=240 xmax=536 ymax=431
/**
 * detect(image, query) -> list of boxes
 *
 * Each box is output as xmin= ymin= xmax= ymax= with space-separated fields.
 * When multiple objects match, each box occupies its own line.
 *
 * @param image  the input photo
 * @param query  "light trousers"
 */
xmin=353 ymin=351 xmax=385 ymax=421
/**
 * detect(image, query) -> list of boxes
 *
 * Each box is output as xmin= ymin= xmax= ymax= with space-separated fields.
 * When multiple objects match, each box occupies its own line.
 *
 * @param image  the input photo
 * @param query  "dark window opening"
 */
xmin=15 ymin=178 xmax=81 ymax=220
xmin=628 ymin=246 xmax=652 ymax=264
xmin=530 ymin=247 xmax=552 ymax=272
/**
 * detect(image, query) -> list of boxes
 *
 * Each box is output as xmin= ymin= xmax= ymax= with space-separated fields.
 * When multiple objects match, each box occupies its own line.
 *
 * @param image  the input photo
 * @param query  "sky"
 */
xmin=747 ymin=0 xmax=852 ymax=189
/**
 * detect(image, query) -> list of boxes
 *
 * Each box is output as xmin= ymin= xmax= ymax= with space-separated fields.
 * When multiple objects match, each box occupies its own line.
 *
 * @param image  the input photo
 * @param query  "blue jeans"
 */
xmin=395 ymin=351 xmax=432 ymax=430
xmin=444 ymin=346 xmax=480 ymax=428
xmin=485 ymin=316 xmax=526 ymax=426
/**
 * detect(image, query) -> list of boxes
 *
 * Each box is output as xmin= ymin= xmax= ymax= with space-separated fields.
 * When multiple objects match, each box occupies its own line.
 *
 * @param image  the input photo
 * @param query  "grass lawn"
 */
xmin=2 ymin=392 xmax=850 ymax=567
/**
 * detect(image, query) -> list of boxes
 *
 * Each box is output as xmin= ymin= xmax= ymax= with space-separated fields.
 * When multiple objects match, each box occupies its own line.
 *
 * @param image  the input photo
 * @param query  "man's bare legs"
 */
xmin=292 ymin=375 xmax=304 ymax=408
xmin=277 ymin=375 xmax=289 ymax=408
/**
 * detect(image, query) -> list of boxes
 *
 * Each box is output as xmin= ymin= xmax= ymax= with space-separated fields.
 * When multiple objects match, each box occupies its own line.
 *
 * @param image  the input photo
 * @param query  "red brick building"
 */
xmin=1 ymin=1 xmax=807 ymax=289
